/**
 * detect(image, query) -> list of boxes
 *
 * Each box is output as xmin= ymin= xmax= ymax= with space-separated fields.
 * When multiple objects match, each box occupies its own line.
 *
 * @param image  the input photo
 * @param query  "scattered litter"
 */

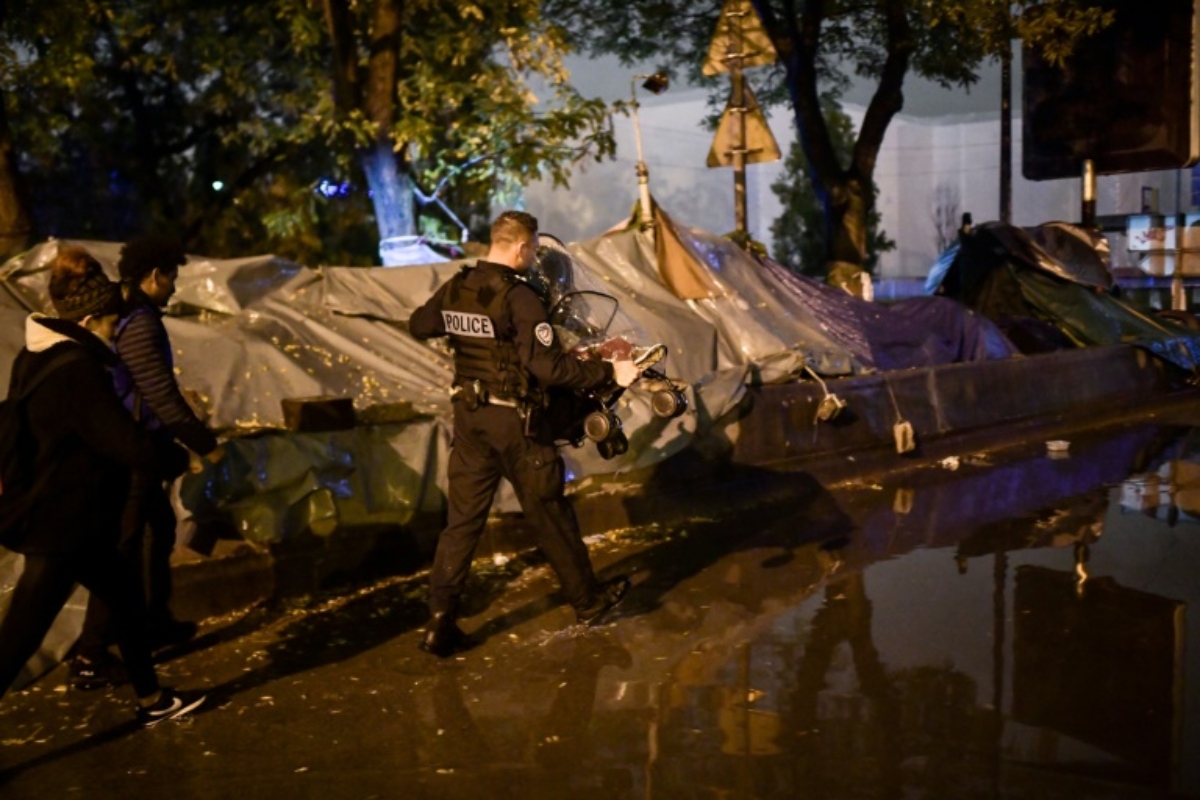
xmin=939 ymin=456 xmax=960 ymax=471
xmin=2 ymin=726 xmax=45 ymax=746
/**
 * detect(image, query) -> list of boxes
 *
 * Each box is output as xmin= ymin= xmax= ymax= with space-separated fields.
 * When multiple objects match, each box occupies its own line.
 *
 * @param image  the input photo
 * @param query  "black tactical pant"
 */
xmin=77 ymin=469 xmax=178 ymax=656
xmin=0 ymin=550 xmax=160 ymax=698
xmin=429 ymin=402 xmax=601 ymax=616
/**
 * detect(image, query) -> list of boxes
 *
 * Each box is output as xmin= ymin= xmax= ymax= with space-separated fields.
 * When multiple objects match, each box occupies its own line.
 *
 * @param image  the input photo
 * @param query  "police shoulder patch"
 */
xmin=534 ymin=322 xmax=554 ymax=347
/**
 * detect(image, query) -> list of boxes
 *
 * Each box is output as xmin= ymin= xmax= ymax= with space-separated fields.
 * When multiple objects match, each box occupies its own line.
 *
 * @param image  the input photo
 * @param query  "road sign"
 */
xmin=706 ymin=84 xmax=781 ymax=168
xmin=702 ymin=0 xmax=778 ymax=76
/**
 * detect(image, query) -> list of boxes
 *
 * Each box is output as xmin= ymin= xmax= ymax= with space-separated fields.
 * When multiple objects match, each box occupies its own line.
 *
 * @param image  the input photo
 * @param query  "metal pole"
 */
xmin=727 ymin=6 xmax=748 ymax=234
xmin=1000 ymin=41 xmax=1012 ymax=224
xmin=1174 ymin=170 xmax=1187 ymax=311
xmin=732 ymin=69 xmax=748 ymax=234
xmin=1173 ymin=213 xmax=1187 ymax=310
xmin=631 ymin=77 xmax=653 ymax=228
xmin=1081 ymin=158 xmax=1096 ymax=227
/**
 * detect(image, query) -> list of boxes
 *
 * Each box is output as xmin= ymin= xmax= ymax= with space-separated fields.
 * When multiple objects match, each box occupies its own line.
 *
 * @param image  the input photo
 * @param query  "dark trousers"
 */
xmin=428 ymin=403 xmax=600 ymax=616
xmin=0 ymin=550 xmax=160 ymax=698
xmin=77 ymin=469 xmax=177 ymax=656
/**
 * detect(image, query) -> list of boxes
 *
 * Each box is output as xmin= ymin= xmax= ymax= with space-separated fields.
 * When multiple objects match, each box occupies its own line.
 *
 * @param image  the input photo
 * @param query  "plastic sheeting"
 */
xmin=0 ymin=208 xmax=1022 ymax=549
xmin=179 ymin=420 xmax=447 ymax=545
xmin=931 ymin=221 xmax=1200 ymax=372
xmin=757 ymin=255 xmax=1018 ymax=371
xmin=1027 ymin=222 xmax=1113 ymax=290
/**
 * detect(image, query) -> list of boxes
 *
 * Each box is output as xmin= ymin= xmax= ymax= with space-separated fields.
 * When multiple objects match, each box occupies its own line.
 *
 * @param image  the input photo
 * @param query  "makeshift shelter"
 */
xmin=0 ymin=207 xmax=1029 ymax=686
xmin=928 ymin=221 xmax=1200 ymax=371
xmin=0 ymin=208 xmax=1026 ymax=547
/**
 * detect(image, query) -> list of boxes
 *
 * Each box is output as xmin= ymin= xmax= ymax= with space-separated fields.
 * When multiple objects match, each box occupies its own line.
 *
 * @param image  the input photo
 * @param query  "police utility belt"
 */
xmin=451 ymin=380 xmax=523 ymax=410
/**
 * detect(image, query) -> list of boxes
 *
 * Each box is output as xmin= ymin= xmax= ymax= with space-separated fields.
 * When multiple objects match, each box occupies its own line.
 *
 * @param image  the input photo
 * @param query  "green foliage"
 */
xmin=0 ymin=0 xmax=617 ymax=261
xmin=553 ymin=0 xmax=1110 ymax=277
xmin=551 ymin=0 xmax=1112 ymax=102
xmin=1 ymin=0 xmax=363 ymax=259
xmin=770 ymin=100 xmax=893 ymax=278
xmin=381 ymin=0 xmax=617 ymax=236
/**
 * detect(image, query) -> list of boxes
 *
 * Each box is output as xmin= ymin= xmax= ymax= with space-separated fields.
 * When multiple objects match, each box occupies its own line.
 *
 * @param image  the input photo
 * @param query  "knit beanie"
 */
xmin=48 ymin=246 xmax=123 ymax=321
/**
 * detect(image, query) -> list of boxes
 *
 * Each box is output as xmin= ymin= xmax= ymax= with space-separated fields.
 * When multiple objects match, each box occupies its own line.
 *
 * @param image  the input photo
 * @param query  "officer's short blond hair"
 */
xmin=490 ymin=211 xmax=538 ymax=247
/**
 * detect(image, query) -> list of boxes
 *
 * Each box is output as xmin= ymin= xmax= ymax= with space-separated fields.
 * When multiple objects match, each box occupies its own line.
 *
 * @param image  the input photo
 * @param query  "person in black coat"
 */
xmin=0 ymin=247 xmax=204 ymax=727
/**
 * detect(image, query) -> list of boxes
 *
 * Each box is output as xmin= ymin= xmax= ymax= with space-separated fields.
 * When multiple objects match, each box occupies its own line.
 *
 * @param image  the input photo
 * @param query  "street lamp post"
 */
xmin=630 ymin=72 xmax=670 ymax=228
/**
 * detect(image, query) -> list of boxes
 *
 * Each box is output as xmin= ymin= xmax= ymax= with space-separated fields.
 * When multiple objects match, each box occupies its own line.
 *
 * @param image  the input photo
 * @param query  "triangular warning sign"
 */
xmin=706 ymin=84 xmax=781 ymax=168
xmin=703 ymin=0 xmax=778 ymax=76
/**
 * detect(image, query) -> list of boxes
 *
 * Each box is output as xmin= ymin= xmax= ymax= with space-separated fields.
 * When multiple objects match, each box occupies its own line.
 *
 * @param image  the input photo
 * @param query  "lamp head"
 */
xmin=640 ymin=72 xmax=670 ymax=95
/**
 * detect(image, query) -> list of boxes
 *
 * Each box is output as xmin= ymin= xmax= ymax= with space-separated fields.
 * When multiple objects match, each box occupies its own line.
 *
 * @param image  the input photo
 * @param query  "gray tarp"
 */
xmin=0 ymin=212 xmax=865 ymax=548
xmin=0 ymin=209 xmax=1020 ymax=545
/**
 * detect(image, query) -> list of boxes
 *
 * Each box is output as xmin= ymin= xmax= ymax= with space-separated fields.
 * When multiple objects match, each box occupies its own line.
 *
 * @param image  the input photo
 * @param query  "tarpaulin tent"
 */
xmin=929 ymin=221 xmax=1200 ymax=371
xmin=0 ymin=210 xmax=1082 ymax=688
xmin=0 ymin=210 xmax=1025 ymax=547
xmin=757 ymin=254 xmax=1017 ymax=371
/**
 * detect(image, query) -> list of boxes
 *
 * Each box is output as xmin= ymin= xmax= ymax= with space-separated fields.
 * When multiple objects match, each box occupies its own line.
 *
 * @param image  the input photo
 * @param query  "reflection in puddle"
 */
xmin=412 ymin=423 xmax=1200 ymax=798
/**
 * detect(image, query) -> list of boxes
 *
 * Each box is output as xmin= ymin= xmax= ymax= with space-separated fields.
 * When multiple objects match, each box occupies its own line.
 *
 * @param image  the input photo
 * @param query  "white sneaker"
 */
xmin=136 ymin=689 xmax=207 ymax=728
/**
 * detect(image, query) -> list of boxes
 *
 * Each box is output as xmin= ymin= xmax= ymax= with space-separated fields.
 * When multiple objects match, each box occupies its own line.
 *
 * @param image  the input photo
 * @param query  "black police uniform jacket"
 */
xmin=409 ymin=260 xmax=613 ymax=402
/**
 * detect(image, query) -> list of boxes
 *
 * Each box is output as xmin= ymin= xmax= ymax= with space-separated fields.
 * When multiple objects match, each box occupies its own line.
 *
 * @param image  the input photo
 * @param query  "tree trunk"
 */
xmin=324 ymin=0 xmax=416 ymax=248
xmin=360 ymin=140 xmax=416 ymax=241
xmin=0 ymin=98 xmax=31 ymax=260
xmin=359 ymin=0 xmax=414 ymax=244
xmin=753 ymin=0 xmax=910 ymax=298
xmin=822 ymin=173 xmax=870 ymax=295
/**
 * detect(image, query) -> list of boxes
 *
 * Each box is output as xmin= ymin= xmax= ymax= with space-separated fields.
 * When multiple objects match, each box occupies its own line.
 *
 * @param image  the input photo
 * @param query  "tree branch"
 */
xmin=322 ymin=0 xmax=363 ymax=115
xmin=364 ymin=0 xmax=401 ymax=140
xmin=853 ymin=0 xmax=912 ymax=178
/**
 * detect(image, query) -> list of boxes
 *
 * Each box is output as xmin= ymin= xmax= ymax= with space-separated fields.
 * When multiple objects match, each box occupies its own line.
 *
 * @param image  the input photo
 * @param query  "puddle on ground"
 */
xmin=405 ymin=422 xmax=1200 ymax=798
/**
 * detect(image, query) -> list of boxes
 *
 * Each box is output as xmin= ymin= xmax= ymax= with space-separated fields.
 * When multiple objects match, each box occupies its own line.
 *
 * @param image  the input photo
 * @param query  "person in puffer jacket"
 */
xmin=72 ymin=235 xmax=224 ymax=689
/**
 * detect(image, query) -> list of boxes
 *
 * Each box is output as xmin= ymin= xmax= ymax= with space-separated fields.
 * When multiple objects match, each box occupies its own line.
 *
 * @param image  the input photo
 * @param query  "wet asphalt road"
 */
xmin=2 ymin=412 xmax=1200 ymax=799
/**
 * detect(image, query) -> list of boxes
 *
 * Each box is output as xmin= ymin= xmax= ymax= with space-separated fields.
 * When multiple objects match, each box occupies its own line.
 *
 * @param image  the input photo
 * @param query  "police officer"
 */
xmin=410 ymin=210 xmax=640 ymax=657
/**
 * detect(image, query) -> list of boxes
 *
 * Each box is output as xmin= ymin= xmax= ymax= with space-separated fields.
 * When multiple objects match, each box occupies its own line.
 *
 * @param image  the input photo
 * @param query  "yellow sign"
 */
xmin=706 ymin=84 xmax=782 ymax=168
xmin=702 ymin=0 xmax=779 ymax=76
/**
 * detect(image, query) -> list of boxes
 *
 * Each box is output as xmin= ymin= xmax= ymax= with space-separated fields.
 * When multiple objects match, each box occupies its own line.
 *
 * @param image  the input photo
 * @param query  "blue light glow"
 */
xmin=316 ymin=179 xmax=353 ymax=198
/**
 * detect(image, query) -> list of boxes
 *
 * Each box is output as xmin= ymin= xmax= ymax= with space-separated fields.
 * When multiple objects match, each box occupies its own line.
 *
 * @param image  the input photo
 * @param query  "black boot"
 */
xmin=419 ymin=612 xmax=467 ymax=657
xmin=576 ymin=575 xmax=631 ymax=626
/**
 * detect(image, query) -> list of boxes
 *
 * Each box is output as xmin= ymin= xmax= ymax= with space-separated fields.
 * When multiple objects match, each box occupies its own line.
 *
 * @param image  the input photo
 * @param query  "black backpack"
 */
xmin=0 ymin=347 xmax=85 ymax=545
